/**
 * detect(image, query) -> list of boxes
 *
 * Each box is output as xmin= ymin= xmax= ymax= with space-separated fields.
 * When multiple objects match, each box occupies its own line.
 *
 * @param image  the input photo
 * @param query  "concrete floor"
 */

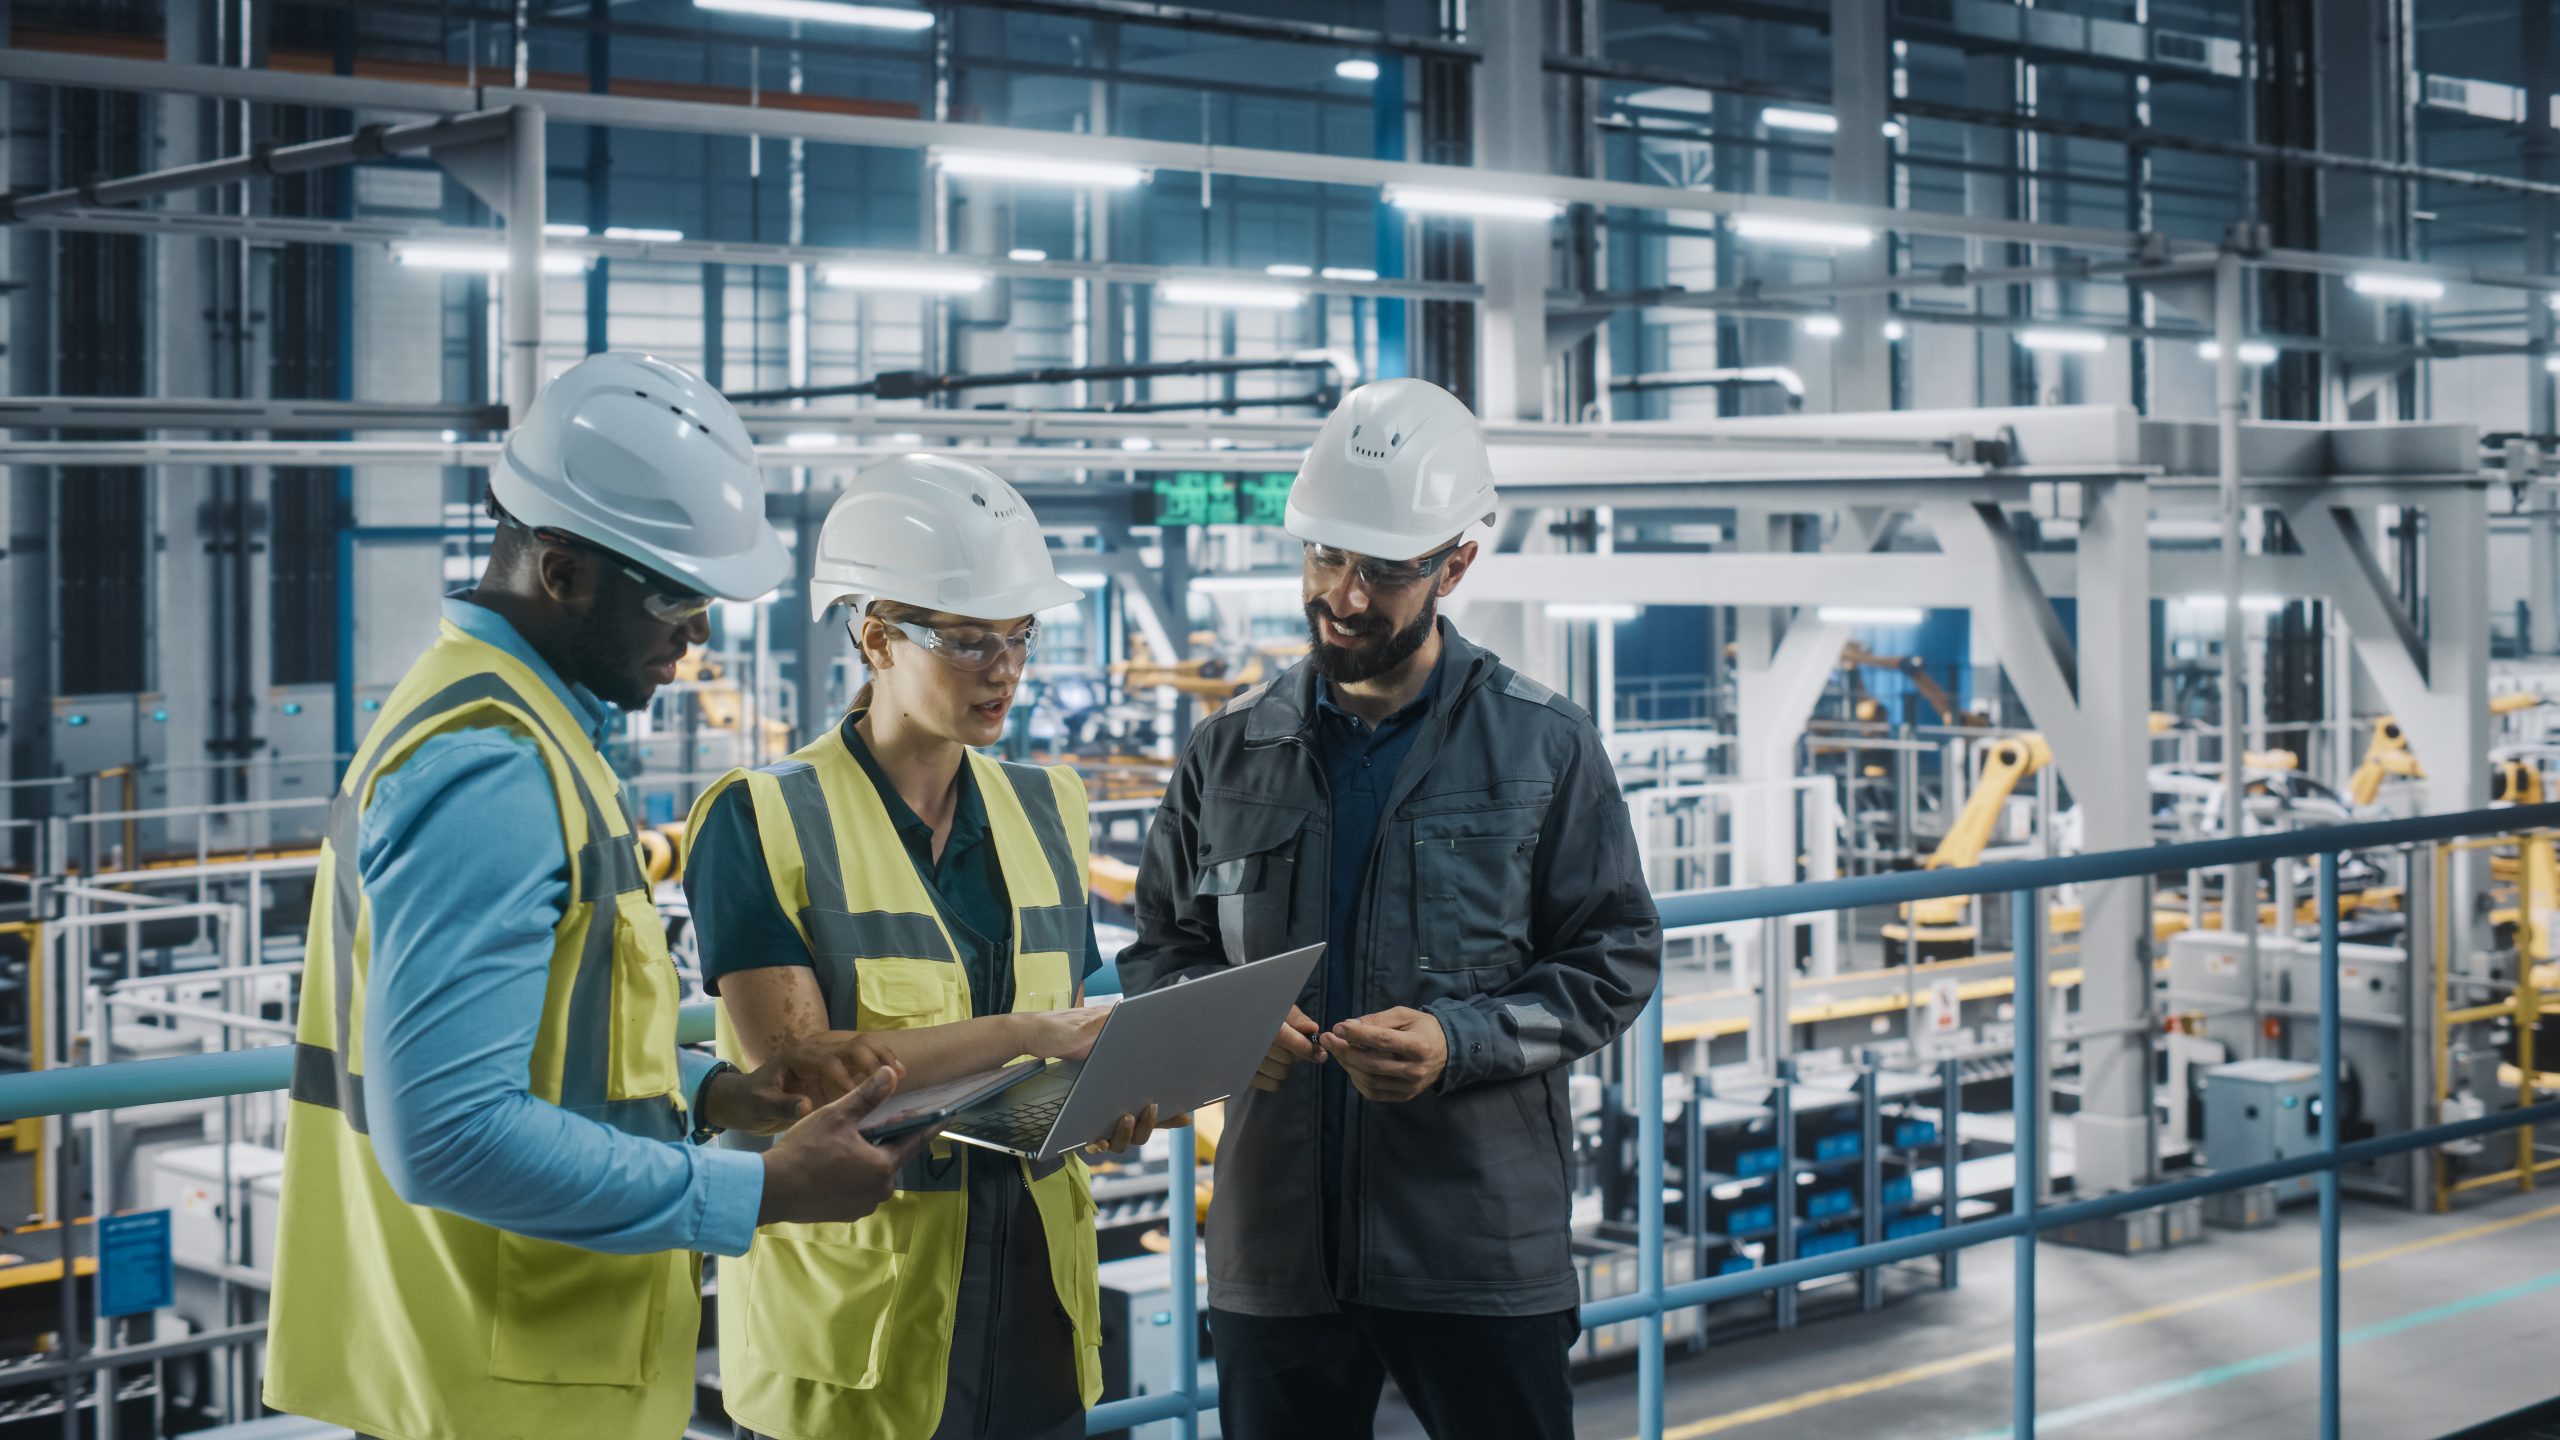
xmin=1371 ymin=1183 xmax=2560 ymax=1440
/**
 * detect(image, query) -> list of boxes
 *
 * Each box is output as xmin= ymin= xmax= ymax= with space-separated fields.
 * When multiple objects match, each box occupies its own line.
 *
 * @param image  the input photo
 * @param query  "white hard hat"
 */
xmin=1284 ymin=377 xmax=1497 ymax=560
xmin=808 ymin=454 xmax=1086 ymax=621
xmin=493 ymin=351 xmax=789 ymax=601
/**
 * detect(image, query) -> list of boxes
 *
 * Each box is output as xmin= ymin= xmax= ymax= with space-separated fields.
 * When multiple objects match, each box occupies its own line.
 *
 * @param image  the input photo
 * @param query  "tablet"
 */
xmin=856 ymin=1059 xmax=1049 ymax=1143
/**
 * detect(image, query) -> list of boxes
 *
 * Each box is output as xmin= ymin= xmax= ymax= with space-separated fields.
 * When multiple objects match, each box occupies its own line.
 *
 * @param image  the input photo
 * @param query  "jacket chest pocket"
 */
xmin=1413 ymin=816 xmax=1542 ymax=985
xmin=1195 ymin=804 xmax=1308 ymax=969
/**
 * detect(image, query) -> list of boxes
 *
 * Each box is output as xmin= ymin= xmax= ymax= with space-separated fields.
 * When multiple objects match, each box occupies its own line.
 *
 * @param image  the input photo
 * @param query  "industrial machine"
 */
xmin=1880 ymin=733 xmax=2049 ymax=961
xmin=2201 ymin=1060 xmax=2324 ymax=1203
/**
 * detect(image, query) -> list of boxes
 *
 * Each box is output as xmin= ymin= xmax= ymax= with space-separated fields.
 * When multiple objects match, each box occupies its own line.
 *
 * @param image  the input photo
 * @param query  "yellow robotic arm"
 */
xmin=1883 ymin=734 xmax=2050 ymax=947
xmin=2348 ymin=717 xmax=2423 ymax=808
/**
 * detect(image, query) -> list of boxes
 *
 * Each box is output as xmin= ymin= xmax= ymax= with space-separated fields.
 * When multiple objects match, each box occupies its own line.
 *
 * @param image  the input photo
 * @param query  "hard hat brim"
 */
xmin=1282 ymin=503 xmax=1486 ymax=564
xmin=493 ymin=467 xmax=793 ymax=602
xmin=809 ymin=573 xmax=1087 ymax=623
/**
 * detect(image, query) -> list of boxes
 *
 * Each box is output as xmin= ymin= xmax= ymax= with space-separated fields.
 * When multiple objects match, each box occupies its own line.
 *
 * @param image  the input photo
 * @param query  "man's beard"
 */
xmin=1306 ymin=595 xmax=1437 ymax=684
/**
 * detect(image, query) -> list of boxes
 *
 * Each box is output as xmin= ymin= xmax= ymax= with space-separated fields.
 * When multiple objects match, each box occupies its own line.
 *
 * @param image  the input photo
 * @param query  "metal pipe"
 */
xmin=2318 ymin=853 xmax=2342 ymax=1440
xmin=502 ymin=106 xmax=546 ymax=418
xmin=1169 ymin=1116 xmax=1199 ymax=1440
xmin=2010 ymin=886 xmax=2039 ymax=1438
xmin=726 ymin=353 xmax=1348 ymax=405
xmin=0 ymin=110 xmax=516 ymax=222
xmin=1637 ymin=990 xmax=1665 ymax=1439
xmin=2217 ymin=250 xmax=2258 ymax=999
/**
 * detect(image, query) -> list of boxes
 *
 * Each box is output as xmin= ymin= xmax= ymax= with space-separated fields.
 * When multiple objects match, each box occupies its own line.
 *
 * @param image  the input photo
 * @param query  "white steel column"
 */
xmin=1474 ymin=0 xmax=1550 ymax=424
xmin=503 ymin=105 xmax=547 ymax=417
xmin=2072 ymin=477 xmax=2156 ymax=1194
xmin=1829 ymin=0 xmax=1892 ymax=412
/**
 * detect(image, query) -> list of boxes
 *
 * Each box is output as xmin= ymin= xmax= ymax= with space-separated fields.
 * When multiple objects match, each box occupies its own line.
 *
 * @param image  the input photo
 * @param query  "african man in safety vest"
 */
xmin=264 ymin=352 xmax=929 ymax=1440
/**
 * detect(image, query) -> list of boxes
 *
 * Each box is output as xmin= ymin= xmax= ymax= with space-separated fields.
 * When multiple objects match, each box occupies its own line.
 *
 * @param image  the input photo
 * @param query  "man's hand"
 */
xmin=1014 ymin=1006 xmax=1112 ymax=1062
xmin=706 ymin=1031 xmax=905 ymax=1135
xmin=1252 ymin=1006 xmax=1326 ymax=1093
xmin=1320 ymin=1007 xmax=1450 ymax=1103
xmin=757 ymin=1066 xmax=934 ymax=1227
xmin=1087 ymin=1103 xmax=1192 ymax=1154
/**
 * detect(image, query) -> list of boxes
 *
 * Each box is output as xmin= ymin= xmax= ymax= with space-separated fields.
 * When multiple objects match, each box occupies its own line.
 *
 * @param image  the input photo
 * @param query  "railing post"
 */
xmin=1940 ymin=1054 xmax=1961 ymax=1289
xmin=1170 ymin=1121 xmax=1200 ymax=1440
xmin=1639 ymin=989 xmax=1665 ymax=1440
xmin=2318 ymin=853 xmax=2342 ymax=1440
xmin=2011 ymin=886 xmax=2040 ymax=1438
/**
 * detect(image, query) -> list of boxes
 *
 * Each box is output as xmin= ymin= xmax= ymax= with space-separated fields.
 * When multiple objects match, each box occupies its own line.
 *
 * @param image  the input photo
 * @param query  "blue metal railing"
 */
xmin=3 ymin=802 xmax=2558 ymax=1437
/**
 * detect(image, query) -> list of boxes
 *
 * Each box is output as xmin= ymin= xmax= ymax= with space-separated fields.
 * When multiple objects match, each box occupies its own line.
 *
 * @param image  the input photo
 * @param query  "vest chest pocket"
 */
xmin=853 ymin=953 xmax=966 ymax=1031
xmin=1414 ymin=821 xmax=1542 ymax=986
xmin=605 ymin=887 xmax=683 ymax=1102
xmin=1195 ymin=805 xmax=1308 ymax=969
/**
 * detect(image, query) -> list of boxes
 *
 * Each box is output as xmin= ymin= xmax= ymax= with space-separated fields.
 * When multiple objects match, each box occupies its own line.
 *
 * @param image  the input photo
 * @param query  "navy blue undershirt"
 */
xmin=1310 ymin=650 xmax=1443 ymax=1274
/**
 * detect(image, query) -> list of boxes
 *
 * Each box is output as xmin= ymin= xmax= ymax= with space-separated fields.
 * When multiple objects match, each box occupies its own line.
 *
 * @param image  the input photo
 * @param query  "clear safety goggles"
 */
xmin=858 ymin=616 xmax=1042 ymax=673
xmin=533 ymin=527 xmax=716 ymax=625
xmin=1302 ymin=539 xmax=1462 ymax=593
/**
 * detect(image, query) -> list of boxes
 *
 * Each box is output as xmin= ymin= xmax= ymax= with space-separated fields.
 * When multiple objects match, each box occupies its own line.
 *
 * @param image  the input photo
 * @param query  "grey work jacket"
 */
xmin=1119 ymin=623 xmax=1663 ymax=1317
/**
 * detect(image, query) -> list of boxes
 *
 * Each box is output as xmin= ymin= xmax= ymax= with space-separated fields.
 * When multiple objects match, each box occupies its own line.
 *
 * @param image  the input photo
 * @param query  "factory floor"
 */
xmin=1370 ymin=1180 xmax=2560 ymax=1440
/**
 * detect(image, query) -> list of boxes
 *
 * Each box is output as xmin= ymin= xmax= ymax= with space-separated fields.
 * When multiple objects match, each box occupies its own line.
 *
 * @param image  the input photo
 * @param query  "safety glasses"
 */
xmin=1302 ymin=539 xmax=1462 ymax=593
xmin=859 ymin=616 xmax=1041 ymax=673
xmin=533 ymin=527 xmax=715 ymax=625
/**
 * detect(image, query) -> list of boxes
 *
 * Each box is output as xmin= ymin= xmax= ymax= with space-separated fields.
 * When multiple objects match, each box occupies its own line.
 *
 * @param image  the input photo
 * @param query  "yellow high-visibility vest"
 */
xmin=685 ymin=733 xmax=1102 ymax=1440
xmin=265 ymin=621 xmax=698 ymax=1440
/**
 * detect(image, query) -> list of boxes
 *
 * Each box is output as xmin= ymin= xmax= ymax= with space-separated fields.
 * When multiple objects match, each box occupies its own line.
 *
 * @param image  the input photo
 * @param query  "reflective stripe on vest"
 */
xmin=284 ymin=668 xmax=674 ymax=1140
xmin=686 ymin=737 xmax=1103 ymax=1440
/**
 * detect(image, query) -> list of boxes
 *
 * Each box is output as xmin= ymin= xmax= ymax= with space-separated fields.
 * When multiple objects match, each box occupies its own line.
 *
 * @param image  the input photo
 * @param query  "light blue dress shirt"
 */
xmin=357 ymin=595 xmax=762 ymax=1257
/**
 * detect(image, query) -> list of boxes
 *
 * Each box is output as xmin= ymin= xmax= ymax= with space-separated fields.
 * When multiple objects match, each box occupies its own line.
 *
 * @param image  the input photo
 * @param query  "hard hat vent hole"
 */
xmin=973 ymin=492 xmax=988 ymax=507
xmin=1391 ymin=433 xmax=1401 ymax=445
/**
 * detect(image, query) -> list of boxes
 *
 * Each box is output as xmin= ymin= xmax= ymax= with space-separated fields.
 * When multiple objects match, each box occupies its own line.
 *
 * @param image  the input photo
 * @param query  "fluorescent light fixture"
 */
xmin=1265 ymin=263 xmax=1315 ymax=278
xmin=1159 ymin=280 xmax=1305 ymax=309
xmin=1546 ymin=602 xmax=1640 ymax=622
xmin=1189 ymin=574 xmax=1303 ymax=594
xmin=2548 ymin=356 xmax=2560 ymax=375
xmin=1007 ymin=247 xmax=1048 ymax=262
xmin=1883 ymin=320 xmax=1908 ymax=341
xmin=1801 ymin=314 xmax=1843 ymax=338
xmin=394 ymin=244 xmax=589 ymax=276
xmin=1762 ymin=107 xmax=1839 ymax=134
xmin=1386 ymin=186 xmax=1563 ymax=221
xmin=440 ymin=429 xmax=461 ymax=443
xmin=1730 ymin=214 xmax=1875 ymax=249
xmin=937 ymin=151 xmax=1147 ymax=188
xmin=1321 ymin=265 xmax=1380 ymax=281
xmin=603 ymin=225 xmax=685 ymax=242
xmin=2180 ymin=593 xmax=2286 ymax=614
xmin=1882 ymin=121 xmax=1905 ymax=139
xmin=1818 ymin=605 xmax=1925 ymax=625
xmin=542 ymin=222 xmax=589 ymax=237
xmin=819 ymin=262 xmax=987 ymax=294
xmin=2197 ymin=340 xmax=2280 ymax=365
xmin=1056 ymin=571 xmax=1110 ymax=589
xmin=2346 ymin=271 xmax=2445 ymax=302
xmin=1336 ymin=58 xmax=1381 ymax=82
xmin=693 ymin=0 xmax=934 ymax=29
xmin=2549 ymin=295 xmax=2560 ymax=313
xmin=886 ymin=431 xmax=925 ymax=444
xmin=1120 ymin=436 xmax=1156 ymax=451
xmin=782 ymin=431 xmax=840 ymax=450
xmin=2016 ymin=328 xmax=2108 ymax=353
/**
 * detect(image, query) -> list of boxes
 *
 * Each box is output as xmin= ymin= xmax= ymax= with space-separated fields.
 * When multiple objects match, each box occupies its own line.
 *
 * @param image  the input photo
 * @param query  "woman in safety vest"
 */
xmin=684 ymin=454 xmax=1170 ymax=1440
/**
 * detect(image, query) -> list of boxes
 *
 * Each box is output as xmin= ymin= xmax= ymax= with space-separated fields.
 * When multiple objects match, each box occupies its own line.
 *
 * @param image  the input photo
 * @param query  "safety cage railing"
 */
xmin=2 ymin=803 xmax=2558 ymax=1439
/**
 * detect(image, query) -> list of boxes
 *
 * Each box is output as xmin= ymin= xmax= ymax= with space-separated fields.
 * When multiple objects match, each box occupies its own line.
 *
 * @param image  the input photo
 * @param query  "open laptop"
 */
xmin=937 ymin=942 xmax=1324 ymax=1164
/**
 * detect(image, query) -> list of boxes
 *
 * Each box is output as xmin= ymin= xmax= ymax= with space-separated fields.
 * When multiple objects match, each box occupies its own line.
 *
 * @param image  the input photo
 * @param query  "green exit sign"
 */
xmin=1150 ymin=472 xmax=1293 ymax=528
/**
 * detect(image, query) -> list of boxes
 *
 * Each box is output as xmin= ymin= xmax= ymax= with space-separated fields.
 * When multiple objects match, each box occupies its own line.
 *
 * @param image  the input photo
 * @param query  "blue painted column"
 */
xmin=2318 ymin=852 xmax=2342 ymax=1440
xmin=1638 ymin=990 xmax=1665 ymax=1438
xmin=2011 ymin=887 xmax=2040 ymax=1437
xmin=1371 ymin=52 xmax=1408 ymax=380
xmin=1171 ymin=1124 xmax=1201 ymax=1440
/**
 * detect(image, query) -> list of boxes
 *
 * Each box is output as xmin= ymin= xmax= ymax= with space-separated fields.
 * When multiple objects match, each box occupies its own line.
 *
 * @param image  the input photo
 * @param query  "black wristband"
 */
xmin=690 ymin=1058 xmax=739 ymax=1144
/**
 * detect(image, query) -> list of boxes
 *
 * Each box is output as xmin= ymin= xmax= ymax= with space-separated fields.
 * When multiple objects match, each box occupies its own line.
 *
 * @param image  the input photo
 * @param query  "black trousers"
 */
xmin=1209 ymin=1303 xmax=1581 ymax=1440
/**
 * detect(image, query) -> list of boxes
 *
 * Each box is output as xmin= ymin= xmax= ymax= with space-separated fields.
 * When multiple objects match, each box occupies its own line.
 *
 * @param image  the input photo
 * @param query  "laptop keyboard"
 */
xmin=965 ymin=1095 xmax=1066 ymax=1152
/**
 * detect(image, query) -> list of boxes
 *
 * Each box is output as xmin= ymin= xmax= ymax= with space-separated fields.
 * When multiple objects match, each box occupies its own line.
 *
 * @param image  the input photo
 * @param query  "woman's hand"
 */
xmin=1015 ymin=1005 xmax=1111 ymax=1062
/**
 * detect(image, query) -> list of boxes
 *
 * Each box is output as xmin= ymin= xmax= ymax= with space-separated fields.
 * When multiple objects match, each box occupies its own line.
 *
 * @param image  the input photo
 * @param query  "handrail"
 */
xmin=0 ymin=801 xmax=2546 ymax=1438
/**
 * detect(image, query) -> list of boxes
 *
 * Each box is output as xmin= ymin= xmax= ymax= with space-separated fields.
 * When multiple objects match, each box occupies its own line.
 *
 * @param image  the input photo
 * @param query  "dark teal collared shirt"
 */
xmin=684 ymin=714 xmax=1098 ymax=1015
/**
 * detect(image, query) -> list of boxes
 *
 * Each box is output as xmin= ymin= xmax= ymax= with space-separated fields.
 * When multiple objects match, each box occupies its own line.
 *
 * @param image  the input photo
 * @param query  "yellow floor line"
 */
xmin=1642 ymin=1199 xmax=2560 ymax=1439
